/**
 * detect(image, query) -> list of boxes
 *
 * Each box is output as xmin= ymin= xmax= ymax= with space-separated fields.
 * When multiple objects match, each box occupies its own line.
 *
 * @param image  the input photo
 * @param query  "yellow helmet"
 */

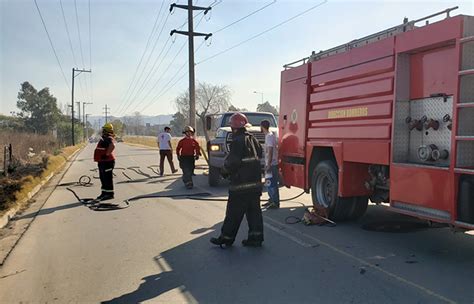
xmin=102 ymin=123 xmax=114 ymax=134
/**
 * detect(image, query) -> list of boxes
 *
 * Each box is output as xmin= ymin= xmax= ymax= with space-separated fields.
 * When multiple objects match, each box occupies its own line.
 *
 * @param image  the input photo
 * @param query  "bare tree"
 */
xmin=174 ymin=82 xmax=231 ymax=141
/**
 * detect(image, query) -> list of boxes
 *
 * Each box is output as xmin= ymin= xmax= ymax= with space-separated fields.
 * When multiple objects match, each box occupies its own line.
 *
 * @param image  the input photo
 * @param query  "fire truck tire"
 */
xmin=208 ymin=165 xmax=221 ymax=187
xmin=311 ymin=160 xmax=351 ymax=221
xmin=348 ymin=196 xmax=369 ymax=219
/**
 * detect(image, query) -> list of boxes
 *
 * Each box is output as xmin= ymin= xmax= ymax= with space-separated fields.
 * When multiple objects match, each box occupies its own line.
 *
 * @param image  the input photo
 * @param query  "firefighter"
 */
xmin=210 ymin=113 xmax=264 ymax=247
xmin=176 ymin=126 xmax=201 ymax=189
xmin=93 ymin=123 xmax=116 ymax=200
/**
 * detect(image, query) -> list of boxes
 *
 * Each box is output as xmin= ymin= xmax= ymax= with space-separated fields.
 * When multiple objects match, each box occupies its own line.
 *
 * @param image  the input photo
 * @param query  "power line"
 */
xmin=59 ymin=0 xmax=78 ymax=67
xmin=59 ymin=0 xmax=85 ymax=100
xmin=74 ymin=0 xmax=89 ymax=99
xmin=197 ymin=0 xmax=328 ymax=65
xmin=125 ymin=14 xmax=206 ymax=115
xmin=139 ymin=40 xmax=205 ymax=113
xmin=123 ymin=12 xmax=206 ymax=115
xmin=213 ymin=0 xmax=276 ymax=34
xmin=88 ymin=0 xmax=93 ymax=102
xmin=116 ymin=0 xmax=167 ymax=114
xmin=33 ymin=0 xmax=70 ymax=89
xmin=117 ymin=6 xmax=171 ymax=114
xmin=119 ymin=2 xmax=211 ymax=116
xmin=74 ymin=0 xmax=86 ymax=68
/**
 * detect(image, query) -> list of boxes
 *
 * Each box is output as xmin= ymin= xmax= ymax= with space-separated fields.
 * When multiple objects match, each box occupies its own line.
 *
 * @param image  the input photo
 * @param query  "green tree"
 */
xmin=228 ymin=105 xmax=248 ymax=112
xmin=169 ymin=112 xmax=186 ymax=137
xmin=256 ymin=101 xmax=278 ymax=116
xmin=16 ymin=82 xmax=61 ymax=134
xmin=110 ymin=119 xmax=124 ymax=137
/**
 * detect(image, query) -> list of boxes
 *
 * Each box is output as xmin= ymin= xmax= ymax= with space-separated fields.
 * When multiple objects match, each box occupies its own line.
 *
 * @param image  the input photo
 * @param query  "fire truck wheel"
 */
xmin=311 ymin=160 xmax=351 ymax=221
xmin=348 ymin=196 xmax=369 ymax=219
xmin=208 ymin=165 xmax=221 ymax=187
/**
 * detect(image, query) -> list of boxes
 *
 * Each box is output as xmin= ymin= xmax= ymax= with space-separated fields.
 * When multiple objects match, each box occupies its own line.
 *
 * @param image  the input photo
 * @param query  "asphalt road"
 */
xmin=0 ymin=143 xmax=473 ymax=303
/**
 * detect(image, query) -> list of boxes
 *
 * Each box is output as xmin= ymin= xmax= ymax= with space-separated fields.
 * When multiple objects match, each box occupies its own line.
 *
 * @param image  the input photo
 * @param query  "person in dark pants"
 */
xmin=176 ymin=126 xmax=201 ymax=189
xmin=210 ymin=113 xmax=264 ymax=247
xmin=157 ymin=126 xmax=178 ymax=176
xmin=94 ymin=123 xmax=116 ymax=200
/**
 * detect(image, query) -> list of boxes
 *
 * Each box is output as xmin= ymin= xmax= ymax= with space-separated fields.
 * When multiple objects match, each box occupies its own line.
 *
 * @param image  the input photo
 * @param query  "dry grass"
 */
xmin=0 ymin=131 xmax=60 ymax=165
xmin=123 ymin=135 xmax=207 ymax=151
xmin=0 ymin=143 xmax=83 ymax=216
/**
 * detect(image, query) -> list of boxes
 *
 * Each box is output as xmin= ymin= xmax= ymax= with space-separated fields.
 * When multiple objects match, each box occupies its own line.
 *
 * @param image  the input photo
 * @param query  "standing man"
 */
xmin=176 ymin=126 xmax=201 ymax=189
xmin=157 ymin=126 xmax=178 ymax=176
xmin=93 ymin=123 xmax=116 ymax=200
xmin=260 ymin=120 xmax=280 ymax=209
xmin=210 ymin=113 xmax=264 ymax=248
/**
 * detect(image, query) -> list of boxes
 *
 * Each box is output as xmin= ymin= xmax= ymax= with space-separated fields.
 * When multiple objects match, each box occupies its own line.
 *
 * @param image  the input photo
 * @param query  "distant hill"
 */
xmin=87 ymin=114 xmax=173 ymax=127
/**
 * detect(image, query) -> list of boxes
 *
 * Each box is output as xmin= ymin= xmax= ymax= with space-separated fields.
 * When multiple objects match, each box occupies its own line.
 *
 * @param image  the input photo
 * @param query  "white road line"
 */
xmin=264 ymin=215 xmax=456 ymax=304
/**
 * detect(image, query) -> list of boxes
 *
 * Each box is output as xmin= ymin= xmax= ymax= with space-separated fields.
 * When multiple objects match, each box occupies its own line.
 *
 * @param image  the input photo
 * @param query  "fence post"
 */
xmin=3 ymin=145 xmax=7 ymax=177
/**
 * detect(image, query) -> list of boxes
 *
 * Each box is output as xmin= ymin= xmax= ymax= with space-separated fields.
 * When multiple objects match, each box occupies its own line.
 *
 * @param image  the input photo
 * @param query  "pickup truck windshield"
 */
xmin=222 ymin=113 xmax=276 ymax=127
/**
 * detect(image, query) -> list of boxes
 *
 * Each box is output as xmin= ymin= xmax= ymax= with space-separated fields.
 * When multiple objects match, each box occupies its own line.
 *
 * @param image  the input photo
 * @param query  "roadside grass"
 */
xmin=0 ymin=131 xmax=61 ymax=165
xmin=0 ymin=143 xmax=84 ymax=217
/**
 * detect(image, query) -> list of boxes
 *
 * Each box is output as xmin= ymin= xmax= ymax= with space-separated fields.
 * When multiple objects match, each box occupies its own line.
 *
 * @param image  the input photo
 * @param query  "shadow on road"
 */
xmin=14 ymin=201 xmax=83 ymax=220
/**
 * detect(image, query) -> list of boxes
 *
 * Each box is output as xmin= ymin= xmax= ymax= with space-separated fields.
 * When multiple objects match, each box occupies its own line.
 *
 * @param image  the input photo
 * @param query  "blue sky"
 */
xmin=1 ymin=0 xmax=473 ymax=117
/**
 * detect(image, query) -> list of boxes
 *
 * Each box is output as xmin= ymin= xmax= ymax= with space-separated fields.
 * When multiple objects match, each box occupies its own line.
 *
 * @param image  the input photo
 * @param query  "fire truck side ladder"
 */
xmin=454 ymin=16 xmax=474 ymax=175
xmin=283 ymin=6 xmax=459 ymax=69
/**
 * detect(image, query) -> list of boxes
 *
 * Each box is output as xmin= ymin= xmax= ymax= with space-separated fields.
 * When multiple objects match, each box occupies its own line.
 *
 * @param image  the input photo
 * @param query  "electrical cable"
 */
xmin=137 ymin=40 xmax=206 ymax=113
xmin=33 ymin=0 xmax=71 ymax=89
xmin=196 ymin=0 xmax=328 ymax=65
xmin=123 ymin=0 xmax=217 ymax=115
xmin=213 ymin=0 xmax=276 ymax=34
xmin=116 ymin=0 xmax=168 ymax=114
xmin=74 ymin=0 xmax=89 ymax=99
xmin=118 ymin=6 xmax=172 ymax=115
xmin=123 ymin=8 xmax=207 ymax=115
xmin=88 ymin=0 xmax=93 ymax=102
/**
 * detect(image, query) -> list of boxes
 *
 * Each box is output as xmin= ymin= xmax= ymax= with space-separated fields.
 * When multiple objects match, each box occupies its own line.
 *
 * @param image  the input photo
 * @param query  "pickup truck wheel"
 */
xmin=311 ymin=160 xmax=351 ymax=221
xmin=208 ymin=165 xmax=221 ymax=187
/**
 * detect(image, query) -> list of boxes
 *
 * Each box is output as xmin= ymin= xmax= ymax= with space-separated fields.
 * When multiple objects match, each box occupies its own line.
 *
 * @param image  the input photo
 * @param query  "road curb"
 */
xmin=0 ymin=148 xmax=82 ymax=229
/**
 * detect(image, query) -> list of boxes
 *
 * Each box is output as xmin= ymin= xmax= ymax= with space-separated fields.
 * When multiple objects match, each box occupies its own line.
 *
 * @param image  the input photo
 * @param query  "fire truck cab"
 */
xmin=279 ymin=8 xmax=474 ymax=229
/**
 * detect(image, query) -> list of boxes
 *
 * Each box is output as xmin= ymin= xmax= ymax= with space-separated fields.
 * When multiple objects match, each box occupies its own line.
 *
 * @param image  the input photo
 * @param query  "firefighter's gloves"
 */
xmin=195 ymin=155 xmax=199 ymax=160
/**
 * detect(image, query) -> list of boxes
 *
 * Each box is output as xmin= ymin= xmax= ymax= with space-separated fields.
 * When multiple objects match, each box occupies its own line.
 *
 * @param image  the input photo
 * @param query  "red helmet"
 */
xmin=229 ymin=112 xmax=248 ymax=129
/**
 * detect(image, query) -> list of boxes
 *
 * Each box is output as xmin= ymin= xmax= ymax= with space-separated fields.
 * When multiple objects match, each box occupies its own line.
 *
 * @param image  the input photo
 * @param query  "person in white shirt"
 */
xmin=260 ymin=120 xmax=280 ymax=209
xmin=157 ymin=126 xmax=178 ymax=176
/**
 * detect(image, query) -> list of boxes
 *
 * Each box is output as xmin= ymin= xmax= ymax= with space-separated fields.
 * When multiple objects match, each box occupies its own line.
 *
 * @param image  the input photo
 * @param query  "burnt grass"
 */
xmin=0 ymin=161 xmax=46 ymax=212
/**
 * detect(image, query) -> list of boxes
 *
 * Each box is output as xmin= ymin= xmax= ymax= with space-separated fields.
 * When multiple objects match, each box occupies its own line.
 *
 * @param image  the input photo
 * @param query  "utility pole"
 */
xmin=83 ymin=102 xmax=93 ymax=140
xmin=170 ymin=0 xmax=212 ymax=130
xmin=76 ymin=101 xmax=81 ymax=135
xmin=85 ymin=114 xmax=90 ymax=140
xmin=71 ymin=68 xmax=91 ymax=145
xmin=253 ymin=91 xmax=264 ymax=103
xmin=103 ymin=104 xmax=110 ymax=124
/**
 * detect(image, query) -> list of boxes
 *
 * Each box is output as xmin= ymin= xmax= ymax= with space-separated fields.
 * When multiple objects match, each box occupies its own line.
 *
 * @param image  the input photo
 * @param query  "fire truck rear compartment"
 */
xmin=279 ymin=11 xmax=474 ymax=227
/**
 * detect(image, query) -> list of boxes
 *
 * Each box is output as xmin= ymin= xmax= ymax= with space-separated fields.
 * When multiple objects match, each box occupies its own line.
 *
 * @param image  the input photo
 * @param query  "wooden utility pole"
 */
xmin=170 ymin=0 xmax=212 ymax=130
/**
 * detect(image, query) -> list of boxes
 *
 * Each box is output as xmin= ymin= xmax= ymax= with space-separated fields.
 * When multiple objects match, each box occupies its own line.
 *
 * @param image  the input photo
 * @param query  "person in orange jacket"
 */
xmin=93 ymin=123 xmax=116 ymax=200
xmin=176 ymin=126 xmax=201 ymax=189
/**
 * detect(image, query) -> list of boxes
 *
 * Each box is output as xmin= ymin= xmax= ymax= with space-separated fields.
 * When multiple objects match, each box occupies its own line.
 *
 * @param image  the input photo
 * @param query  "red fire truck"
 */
xmin=278 ymin=7 xmax=474 ymax=229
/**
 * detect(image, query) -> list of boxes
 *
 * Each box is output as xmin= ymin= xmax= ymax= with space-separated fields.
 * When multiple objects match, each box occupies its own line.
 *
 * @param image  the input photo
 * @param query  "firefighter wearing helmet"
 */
xmin=93 ymin=123 xmax=116 ymax=200
xmin=210 ymin=112 xmax=264 ymax=247
xmin=176 ymin=126 xmax=201 ymax=189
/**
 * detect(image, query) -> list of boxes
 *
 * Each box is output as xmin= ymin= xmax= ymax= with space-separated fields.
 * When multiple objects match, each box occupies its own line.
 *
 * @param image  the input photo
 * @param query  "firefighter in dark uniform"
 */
xmin=210 ymin=113 xmax=264 ymax=247
xmin=176 ymin=126 xmax=201 ymax=189
xmin=94 ymin=123 xmax=116 ymax=200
